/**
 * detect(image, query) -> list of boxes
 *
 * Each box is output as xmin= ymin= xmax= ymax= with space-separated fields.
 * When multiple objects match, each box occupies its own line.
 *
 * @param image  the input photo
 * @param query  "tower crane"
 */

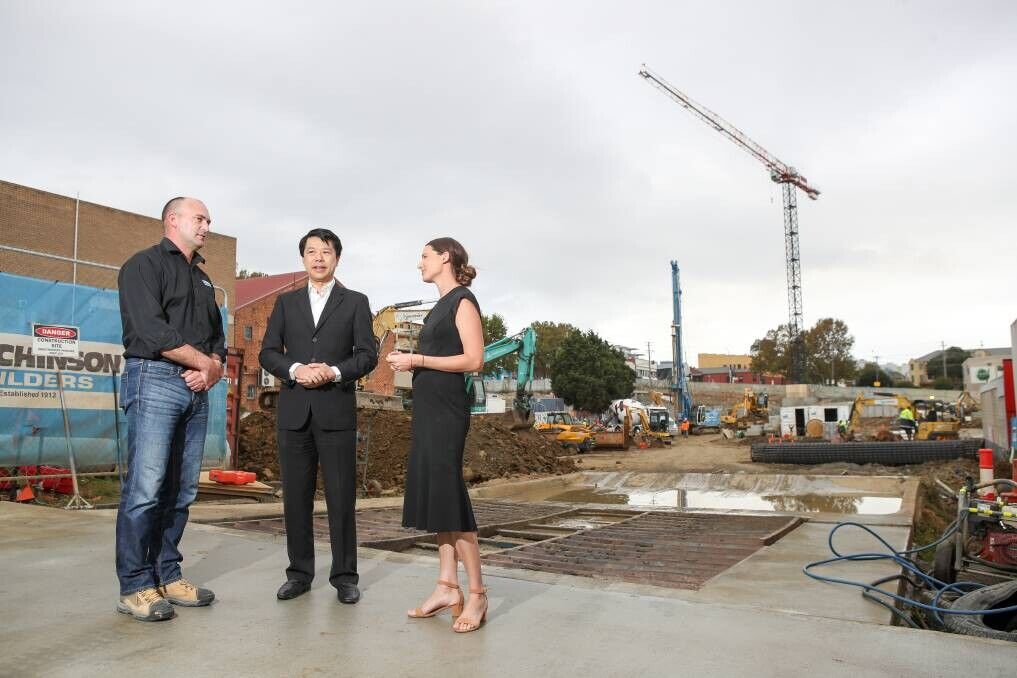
xmin=639 ymin=64 xmax=820 ymax=383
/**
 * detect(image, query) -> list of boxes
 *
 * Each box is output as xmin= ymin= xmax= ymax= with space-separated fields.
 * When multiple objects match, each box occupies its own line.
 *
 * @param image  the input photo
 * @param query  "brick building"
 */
xmin=690 ymin=366 xmax=785 ymax=385
xmin=233 ymin=271 xmax=309 ymax=409
xmin=0 ymin=180 xmax=236 ymax=308
xmin=360 ymin=306 xmax=425 ymax=396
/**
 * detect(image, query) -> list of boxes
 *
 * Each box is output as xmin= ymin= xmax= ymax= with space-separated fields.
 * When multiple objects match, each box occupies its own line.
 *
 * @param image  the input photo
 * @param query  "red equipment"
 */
xmin=38 ymin=466 xmax=74 ymax=494
xmin=209 ymin=469 xmax=256 ymax=485
xmin=985 ymin=531 xmax=1017 ymax=567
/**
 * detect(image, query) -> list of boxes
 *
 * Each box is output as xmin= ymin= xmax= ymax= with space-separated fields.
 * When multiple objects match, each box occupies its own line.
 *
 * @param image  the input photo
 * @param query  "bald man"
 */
xmin=114 ymin=197 xmax=225 ymax=621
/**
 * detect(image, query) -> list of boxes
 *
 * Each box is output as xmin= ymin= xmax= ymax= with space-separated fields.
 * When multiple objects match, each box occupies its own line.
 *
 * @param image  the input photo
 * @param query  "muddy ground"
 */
xmin=573 ymin=434 xmax=1012 ymax=559
xmin=238 ymin=409 xmax=576 ymax=493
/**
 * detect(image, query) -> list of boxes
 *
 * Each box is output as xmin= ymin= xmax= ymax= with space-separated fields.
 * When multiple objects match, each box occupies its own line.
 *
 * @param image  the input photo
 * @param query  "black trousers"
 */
xmin=278 ymin=419 xmax=358 ymax=587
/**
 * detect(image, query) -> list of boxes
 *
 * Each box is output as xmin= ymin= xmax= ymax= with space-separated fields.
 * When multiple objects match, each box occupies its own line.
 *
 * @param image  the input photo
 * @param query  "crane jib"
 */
xmin=640 ymin=63 xmax=819 ymax=383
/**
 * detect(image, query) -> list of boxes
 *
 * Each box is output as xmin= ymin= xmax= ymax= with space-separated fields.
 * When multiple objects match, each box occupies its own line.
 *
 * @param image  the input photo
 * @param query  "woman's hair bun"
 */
xmin=427 ymin=237 xmax=477 ymax=287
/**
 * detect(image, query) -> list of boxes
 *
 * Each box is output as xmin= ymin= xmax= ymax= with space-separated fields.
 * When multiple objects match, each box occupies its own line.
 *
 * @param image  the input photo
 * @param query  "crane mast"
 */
xmin=640 ymin=65 xmax=819 ymax=383
xmin=671 ymin=260 xmax=691 ymax=420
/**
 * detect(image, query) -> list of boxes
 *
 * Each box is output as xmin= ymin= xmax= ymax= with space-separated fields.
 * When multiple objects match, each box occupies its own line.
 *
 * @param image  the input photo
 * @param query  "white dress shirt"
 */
xmin=289 ymin=279 xmax=342 ymax=382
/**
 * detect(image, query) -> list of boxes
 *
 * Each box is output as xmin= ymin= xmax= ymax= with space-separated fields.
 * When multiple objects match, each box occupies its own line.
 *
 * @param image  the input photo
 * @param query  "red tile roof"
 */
xmin=235 ymin=271 xmax=308 ymax=309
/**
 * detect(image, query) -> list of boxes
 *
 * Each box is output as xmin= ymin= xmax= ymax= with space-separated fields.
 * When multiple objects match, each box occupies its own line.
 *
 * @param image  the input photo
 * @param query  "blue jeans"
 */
xmin=115 ymin=358 xmax=208 ymax=595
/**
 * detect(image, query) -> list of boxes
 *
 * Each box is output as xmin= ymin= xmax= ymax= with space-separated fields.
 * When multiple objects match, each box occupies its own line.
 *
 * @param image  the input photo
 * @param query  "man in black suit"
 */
xmin=259 ymin=228 xmax=378 ymax=604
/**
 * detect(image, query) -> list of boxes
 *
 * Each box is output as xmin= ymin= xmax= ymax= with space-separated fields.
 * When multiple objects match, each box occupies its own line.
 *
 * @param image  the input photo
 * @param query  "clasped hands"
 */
xmin=386 ymin=350 xmax=419 ymax=372
xmin=182 ymin=355 xmax=224 ymax=393
xmin=294 ymin=363 xmax=336 ymax=388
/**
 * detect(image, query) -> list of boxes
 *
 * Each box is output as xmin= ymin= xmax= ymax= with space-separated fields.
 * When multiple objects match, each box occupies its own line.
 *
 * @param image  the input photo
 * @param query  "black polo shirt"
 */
xmin=118 ymin=238 xmax=226 ymax=362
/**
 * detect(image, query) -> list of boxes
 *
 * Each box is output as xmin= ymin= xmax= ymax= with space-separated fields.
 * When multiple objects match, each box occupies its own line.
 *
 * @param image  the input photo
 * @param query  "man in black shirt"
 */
xmin=115 ymin=196 xmax=225 ymax=622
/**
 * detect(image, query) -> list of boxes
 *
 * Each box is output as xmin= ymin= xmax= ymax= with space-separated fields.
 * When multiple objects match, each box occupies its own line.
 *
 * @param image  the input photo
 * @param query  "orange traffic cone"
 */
xmin=16 ymin=483 xmax=35 ymax=503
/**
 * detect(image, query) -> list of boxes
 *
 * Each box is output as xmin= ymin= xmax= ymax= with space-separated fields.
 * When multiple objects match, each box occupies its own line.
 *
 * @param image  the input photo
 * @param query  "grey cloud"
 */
xmin=2 ymin=0 xmax=1015 ymax=366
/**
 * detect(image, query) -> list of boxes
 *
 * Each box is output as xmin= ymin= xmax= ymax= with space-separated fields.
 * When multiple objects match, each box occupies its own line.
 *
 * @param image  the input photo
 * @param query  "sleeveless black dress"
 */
xmin=401 ymin=286 xmax=479 ymax=532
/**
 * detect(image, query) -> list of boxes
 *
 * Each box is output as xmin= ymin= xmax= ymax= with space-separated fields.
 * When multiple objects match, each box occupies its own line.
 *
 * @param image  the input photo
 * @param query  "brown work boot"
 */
xmin=117 ymin=587 xmax=176 ymax=622
xmin=158 ymin=578 xmax=215 ymax=607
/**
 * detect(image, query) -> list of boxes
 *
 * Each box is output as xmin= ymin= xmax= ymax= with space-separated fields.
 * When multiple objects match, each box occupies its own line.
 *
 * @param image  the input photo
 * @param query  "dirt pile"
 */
xmin=237 ymin=412 xmax=280 ymax=480
xmin=238 ymin=409 xmax=576 ymax=491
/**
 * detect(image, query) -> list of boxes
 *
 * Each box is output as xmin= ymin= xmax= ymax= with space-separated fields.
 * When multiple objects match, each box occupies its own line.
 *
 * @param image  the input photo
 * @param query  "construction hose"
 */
xmin=803 ymin=521 xmax=1017 ymax=621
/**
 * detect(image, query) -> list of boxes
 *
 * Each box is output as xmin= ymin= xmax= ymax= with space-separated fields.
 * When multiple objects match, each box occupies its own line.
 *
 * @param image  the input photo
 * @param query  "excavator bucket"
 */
xmin=510 ymin=405 xmax=534 ymax=430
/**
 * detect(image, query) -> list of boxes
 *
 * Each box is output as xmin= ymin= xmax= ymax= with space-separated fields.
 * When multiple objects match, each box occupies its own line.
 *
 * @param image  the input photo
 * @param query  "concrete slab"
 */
xmin=1 ymin=502 xmax=1012 ymax=677
xmin=188 ymin=470 xmax=922 ymax=626
xmin=696 ymin=522 xmax=910 ymax=623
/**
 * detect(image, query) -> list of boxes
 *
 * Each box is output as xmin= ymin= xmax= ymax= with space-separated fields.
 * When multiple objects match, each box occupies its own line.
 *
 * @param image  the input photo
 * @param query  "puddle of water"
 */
xmin=543 ymin=489 xmax=630 ymax=506
xmin=546 ymin=486 xmax=902 ymax=515
xmin=536 ymin=516 xmax=619 ymax=530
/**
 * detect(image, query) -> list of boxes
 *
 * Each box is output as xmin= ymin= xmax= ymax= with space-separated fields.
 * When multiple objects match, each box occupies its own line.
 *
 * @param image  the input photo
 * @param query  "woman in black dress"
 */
xmin=385 ymin=237 xmax=489 ymax=633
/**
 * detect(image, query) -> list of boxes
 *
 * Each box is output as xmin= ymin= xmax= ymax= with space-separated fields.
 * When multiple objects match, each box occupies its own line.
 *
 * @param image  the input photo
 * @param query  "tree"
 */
xmin=237 ymin=268 xmax=267 ymax=279
xmin=750 ymin=324 xmax=792 ymax=377
xmin=926 ymin=346 xmax=970 ymax=389
xmin=855 ymin=362 xmax=894 ymax=387
xmin=531 ymin=321 xmax=579 ymax=378
xmin=751 ymin=318 xmax=857 ymax=384
xmin=480 ymin=313 xmax=516 ymax=376
xmin=932 ymin=376 xmax=955 ymax=390
xmin=549 ymin=330 xmax=634 ymax=413
xmin=804 ymin=318 xmax=857 ymax=384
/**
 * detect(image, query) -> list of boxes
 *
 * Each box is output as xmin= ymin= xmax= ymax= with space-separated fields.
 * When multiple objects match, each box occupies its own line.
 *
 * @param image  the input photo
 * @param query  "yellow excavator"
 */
xmin=535 ymin=412 xmax=596 ymax=453
xmin=844 ymin=392 xmax=960 ymax=441
xmin=954 ymin=391 xmax=979 ymax=419
xmin=594 ymin=399 xmax=672 ymax=449
xmin=721 ymin=387 xmax=770 ymax=427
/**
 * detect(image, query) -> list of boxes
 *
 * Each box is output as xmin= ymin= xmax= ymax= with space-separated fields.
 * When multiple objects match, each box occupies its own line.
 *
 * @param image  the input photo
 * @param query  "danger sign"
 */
xmin=32 ymin=324 xmax=80 ymax=358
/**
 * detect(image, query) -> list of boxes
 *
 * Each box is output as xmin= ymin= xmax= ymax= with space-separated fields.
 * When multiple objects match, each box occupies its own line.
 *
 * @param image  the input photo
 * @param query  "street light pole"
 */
xmin=941 ymin=340 xmax=948 ymax=382
xmin=646 ymin=341 xmax=653 ymax=382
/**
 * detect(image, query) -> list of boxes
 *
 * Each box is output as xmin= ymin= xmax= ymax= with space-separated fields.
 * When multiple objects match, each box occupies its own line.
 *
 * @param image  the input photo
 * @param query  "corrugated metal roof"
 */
xmin=235 ymin=271 xmax=308 ymax=309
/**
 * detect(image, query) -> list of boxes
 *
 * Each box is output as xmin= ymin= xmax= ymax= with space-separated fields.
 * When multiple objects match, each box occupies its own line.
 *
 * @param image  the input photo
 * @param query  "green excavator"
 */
xmin=467 ymin=326 xmax=537 ymax=429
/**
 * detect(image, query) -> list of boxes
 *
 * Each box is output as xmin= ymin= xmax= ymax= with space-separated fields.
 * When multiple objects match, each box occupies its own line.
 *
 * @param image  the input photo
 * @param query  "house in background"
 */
xmin=963 ymin=348 xmax=1012 ymax=394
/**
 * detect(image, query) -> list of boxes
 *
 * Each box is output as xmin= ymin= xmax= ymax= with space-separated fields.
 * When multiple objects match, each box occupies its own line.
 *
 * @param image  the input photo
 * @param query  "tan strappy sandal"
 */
xmin=452 ymin=587 xmax=488 ymax=633
xmin=407 ymin=580 xmax=463 ymax=619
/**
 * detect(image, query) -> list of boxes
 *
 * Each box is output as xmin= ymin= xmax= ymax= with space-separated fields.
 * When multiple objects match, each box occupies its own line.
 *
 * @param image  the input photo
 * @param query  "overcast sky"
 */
xmin=3 ymin=1 xmax=1015 ymax=368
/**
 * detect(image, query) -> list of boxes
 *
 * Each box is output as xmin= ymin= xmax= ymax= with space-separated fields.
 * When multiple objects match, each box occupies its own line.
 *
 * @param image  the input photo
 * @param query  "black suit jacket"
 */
xmin=259 ymin=284 xmax=378 ymax=431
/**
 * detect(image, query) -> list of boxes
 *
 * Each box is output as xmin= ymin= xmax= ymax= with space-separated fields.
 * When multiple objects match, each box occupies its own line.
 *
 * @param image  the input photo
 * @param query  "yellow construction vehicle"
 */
xmin=844 ymin=392 xmax=960 ymax=441
xmin=594 ymin=399 xmax=671 ymax=449
xmin=955 ymin=391 xmax=979 ymax=419
xmin=721 ymin=387 xmax=770 ymax=426
xmin=647 ymin=390 xmax=669 ymax=407
xmin=535 ymin=412 xmax=595 ymax=453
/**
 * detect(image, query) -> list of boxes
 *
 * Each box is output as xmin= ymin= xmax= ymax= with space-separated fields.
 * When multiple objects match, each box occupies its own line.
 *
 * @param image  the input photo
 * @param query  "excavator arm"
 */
xmin=468 ymin=327 xmax=537 ymax=428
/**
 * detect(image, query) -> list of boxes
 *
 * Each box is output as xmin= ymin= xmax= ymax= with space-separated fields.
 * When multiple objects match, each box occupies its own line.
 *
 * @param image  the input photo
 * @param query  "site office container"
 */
xmin=780 ymin=403 xmax=852 ymax=439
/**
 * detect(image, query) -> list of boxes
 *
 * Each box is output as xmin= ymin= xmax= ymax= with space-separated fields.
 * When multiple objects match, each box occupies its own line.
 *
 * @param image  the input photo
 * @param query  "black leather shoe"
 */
xmin=337 ymin=583 xmax=360 ymax=604
xmin=276 ymin=580 xmax=311 ymax=600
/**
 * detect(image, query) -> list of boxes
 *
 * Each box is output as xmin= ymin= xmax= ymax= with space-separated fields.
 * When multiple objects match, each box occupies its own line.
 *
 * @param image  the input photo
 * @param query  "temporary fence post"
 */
xmin=56 ymin=369 xmax=92 ymax=510
xmin=112 ymin=366 xmax=125 ymax=487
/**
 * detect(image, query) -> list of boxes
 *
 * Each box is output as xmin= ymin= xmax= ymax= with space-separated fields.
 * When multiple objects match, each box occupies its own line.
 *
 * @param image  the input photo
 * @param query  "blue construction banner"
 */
xmin=0 ymin=272 xmax=227 ymax=468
